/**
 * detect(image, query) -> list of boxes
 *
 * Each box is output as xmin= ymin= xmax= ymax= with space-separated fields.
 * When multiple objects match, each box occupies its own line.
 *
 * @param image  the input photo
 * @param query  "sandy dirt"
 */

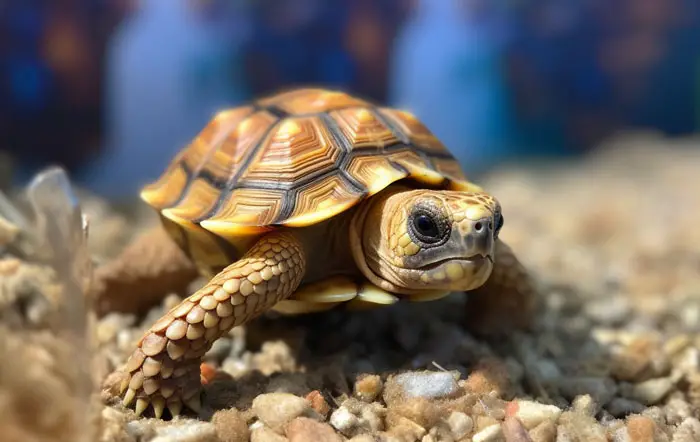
xmin=1 ymin=131 xmax=700 ymax=442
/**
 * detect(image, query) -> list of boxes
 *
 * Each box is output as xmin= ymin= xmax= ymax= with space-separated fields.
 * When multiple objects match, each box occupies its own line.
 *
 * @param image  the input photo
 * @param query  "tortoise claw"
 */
xmin=168 ymin=399 xmax=183 ymax=417
xmin=123 ymin=388 xmax=136 ymax=407
xmin=152 ymin=397 xmax=166 ymax=419
xmin=119 ymin=377 xmax=130 ymax=395
xmin=135 ymin=398 xmax=149 ymax=417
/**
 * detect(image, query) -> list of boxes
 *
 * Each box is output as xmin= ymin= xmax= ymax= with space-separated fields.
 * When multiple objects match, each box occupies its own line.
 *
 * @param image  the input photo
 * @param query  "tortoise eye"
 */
xmin=414 ymin=214 xmax=440 ymax=239
xmin=409 ymin=208 xmax=448 ymax=245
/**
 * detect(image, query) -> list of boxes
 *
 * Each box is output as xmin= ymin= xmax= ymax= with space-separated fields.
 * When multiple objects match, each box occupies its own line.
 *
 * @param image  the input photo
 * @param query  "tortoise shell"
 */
xmin=141 ymin=88 xmax=479 ymax=239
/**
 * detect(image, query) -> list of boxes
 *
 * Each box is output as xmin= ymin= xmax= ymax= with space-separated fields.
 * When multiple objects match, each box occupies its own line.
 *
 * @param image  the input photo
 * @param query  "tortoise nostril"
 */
xmin=474 ymin=222 xmax=483 ymax=232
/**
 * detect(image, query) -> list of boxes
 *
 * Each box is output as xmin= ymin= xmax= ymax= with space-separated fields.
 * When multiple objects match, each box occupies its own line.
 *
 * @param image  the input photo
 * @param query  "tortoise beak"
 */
xmin=462 ymin=216 xmax=495 ymax=258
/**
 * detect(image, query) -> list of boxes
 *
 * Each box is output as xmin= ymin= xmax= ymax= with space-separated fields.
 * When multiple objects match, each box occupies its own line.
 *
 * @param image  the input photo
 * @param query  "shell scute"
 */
xmin=283 ymin=173 xmax=364 ymax=227
xmin=346 ymin=155 xmax=408 ymax=195
xmin=140 ymin=156 xmax=189 ymax=209
xmin=329 ymin=107 xmax=399 ymax=150
xmin=239 ymin=116 xmax=340 ymax=187
xmin=163 ymin=178 xmax=222 ymax=221
xmin=387 ymin=150 xmax=445 ymax=186
xmin=201 ymin=188 xmax=284 ymax=234
xmin=208 ymin=110 xmax=278 ymax=181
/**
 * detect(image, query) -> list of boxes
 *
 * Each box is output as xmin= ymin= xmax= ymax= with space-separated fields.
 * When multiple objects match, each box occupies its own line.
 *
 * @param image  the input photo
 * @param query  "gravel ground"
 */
xmin=2 ymin=131 xmax=700 ymax=442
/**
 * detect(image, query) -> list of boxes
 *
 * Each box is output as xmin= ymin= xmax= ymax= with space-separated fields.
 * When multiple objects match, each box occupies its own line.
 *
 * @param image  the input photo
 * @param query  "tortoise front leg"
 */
xmin=464 ymin=239 xmax=537 ymax=335
xmin=116 ymin=230 xmax=306 ymax=418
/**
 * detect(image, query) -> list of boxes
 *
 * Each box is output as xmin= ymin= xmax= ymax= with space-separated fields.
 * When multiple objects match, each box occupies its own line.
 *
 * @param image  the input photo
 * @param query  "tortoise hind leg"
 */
xmin=91 ymin=225 xmax=200 ymax=317
xmin=464 ymin=239 xmax=538 ymax=335
xmin=116 ymin=230 xmax=306 ymax=418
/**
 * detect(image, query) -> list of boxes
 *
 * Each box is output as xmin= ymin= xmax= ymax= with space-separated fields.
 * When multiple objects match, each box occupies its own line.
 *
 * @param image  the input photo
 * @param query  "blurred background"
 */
xmin=1 ymin=0 xmax=699 ymax=199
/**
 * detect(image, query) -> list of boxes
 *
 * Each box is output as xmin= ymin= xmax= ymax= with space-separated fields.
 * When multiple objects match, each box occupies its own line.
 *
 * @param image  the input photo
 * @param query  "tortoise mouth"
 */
xmin=413 ymin=254 xmax=494 ymax=290
xmin=419 ymin=254 xmax=492 ymax=271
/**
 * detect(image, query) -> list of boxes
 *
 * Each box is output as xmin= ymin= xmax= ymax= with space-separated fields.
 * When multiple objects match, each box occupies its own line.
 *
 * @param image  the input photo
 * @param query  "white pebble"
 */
xmin=446 ymin=411 xmax=473 ymax=439
xmin=151 ymin=422 xmax=217 ymax=442
xmin=252 ymin=392 xmax=311 ymax=431
xmin=393 ymin=371 xmax=459 ymax=399
xmin=329 ymin=406 xmax=359 ymax=433
xmin=509 ymin=399 xmax=562 ymax=429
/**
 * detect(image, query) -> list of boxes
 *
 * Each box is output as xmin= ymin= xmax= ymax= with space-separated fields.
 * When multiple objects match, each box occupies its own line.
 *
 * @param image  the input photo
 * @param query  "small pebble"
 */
xmin=627 ymin=377 xmax=675 ymax=405
xmin=251 ymin=426 xmax=289 ymax=442
xmin=390 ymin=371 xmax=460 ymax=399
xmin=610 ymin=348 xmax=652 ymax=382
xmin=212 ymin=408 xmax=250 ymax=442
xmin=472 ymin=423 xmax=504 ymax=442
xmin=446 ymin=411 xmax=473 ymax=440
xmin=286 ymin=417 xmax=343 ymax=442
xmin=354 ymin=374 xmax=383 ymax=402
xmin=251 ymin=393 xmax=312 ymax=432
xmin=625 ymin=415 xmax=657 ymax=442
xmin=200 ymin=362 xmax=217 ymax=384
xmin=305 ymin=390 xmax=330 ymax=418
xmin=329 ymin=406 xmax=359 ymax=436
xmin=332 ymin=398 xmax=385 ymax=436
xmin=150 ymin=422 xmax=218 ymax=442
xmin=505 ymin=400 xmax=562 ymax=430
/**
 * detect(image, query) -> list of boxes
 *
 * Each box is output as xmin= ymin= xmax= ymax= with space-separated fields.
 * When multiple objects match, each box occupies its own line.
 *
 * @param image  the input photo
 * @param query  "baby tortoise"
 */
xmin=114 ymin=88 xmax=535 ymax=418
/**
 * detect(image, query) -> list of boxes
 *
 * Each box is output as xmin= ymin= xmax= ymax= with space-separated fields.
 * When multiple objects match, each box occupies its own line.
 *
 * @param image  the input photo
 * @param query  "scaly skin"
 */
xmin=117 ymin=231 xmax=305 ymax=418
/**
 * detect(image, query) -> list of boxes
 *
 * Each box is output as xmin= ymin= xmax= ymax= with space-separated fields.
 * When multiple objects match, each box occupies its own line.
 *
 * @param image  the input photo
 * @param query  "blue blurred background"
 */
xmin=1 ymin=0 xmax=699 ymax=199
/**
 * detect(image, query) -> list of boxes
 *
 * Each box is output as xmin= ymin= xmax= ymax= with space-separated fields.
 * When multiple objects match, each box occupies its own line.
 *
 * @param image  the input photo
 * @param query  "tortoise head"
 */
xmin=352 ymin=188 xmax=503 ymax=295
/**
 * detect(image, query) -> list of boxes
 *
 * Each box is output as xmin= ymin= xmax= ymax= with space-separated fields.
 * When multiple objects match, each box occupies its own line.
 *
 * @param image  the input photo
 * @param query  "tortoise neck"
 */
xmin=349 ymin=185 xmax=417 ymax=294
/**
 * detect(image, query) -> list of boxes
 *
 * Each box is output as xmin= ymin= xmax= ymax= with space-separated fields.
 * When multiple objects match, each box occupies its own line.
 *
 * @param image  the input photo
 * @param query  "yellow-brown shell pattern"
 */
xmin=140 ymin=88 xmax=477 ymax=236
